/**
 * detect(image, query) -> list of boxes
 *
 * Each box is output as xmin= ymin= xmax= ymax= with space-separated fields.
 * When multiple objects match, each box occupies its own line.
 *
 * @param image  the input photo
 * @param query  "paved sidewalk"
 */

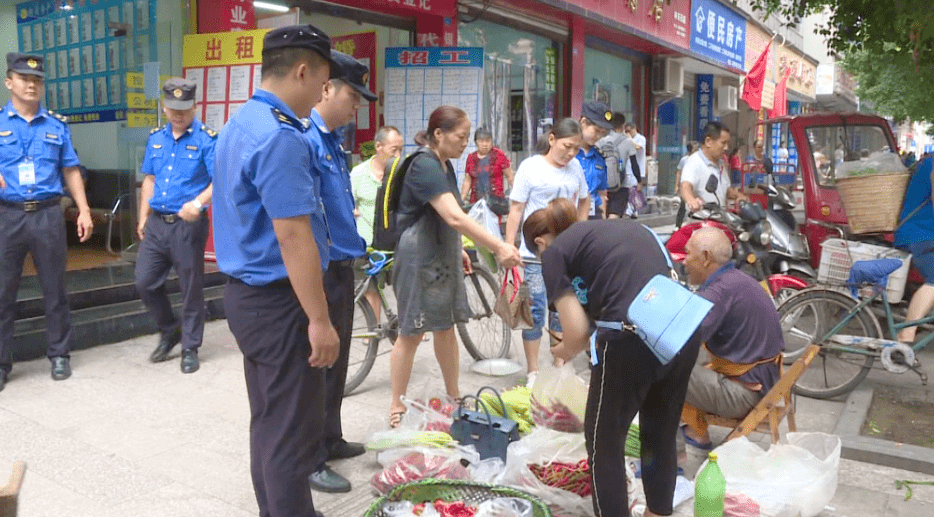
xmin=1 ymin=319 xmax=934 ymax=516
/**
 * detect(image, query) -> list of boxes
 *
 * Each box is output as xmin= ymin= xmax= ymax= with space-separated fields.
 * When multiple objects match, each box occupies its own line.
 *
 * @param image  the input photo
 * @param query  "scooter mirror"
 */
xmin=705 ymin=174 xmax=719 ymax=194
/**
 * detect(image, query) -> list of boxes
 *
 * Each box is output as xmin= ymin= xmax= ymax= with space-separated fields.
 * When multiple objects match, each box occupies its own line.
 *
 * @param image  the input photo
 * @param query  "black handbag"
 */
xmin=450 ymin=387 xmax=520 ymax=461
xmin=487 ymin=195 xmax=511 ymax=217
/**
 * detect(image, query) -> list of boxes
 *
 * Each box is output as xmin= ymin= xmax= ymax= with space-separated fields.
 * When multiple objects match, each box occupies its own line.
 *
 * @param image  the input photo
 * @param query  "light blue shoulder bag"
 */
xmin=595 ymin=226 xmax=713 ymax=365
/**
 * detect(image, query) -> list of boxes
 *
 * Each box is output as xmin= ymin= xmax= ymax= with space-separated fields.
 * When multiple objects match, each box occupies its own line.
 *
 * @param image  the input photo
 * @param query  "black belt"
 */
xmin=0 ymin=196 xmax=62 ymax=212
xmin=227 ymin=275 xmax=292 ymax=289
xmin=330 ymin=258 xmax=355 ymax=267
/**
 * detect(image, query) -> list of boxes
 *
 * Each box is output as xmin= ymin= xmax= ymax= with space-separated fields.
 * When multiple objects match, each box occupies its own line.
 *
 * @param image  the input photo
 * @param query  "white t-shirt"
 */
xmin=510 ymin=154 xmax=589 ymax=258
xmin=777 ymin=147 xmax=789 ymax=160
xmin=632 ymin=133 xmax=647 ymax=182
xmin=680 ymin=151 xmax=730 ymax=209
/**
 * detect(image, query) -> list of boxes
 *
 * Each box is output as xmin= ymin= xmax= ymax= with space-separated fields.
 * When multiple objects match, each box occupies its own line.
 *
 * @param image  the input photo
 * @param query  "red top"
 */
xmin=729 ymin=154 xmax=742 ymax=171
xmin=465 ymin=147 xmax=511 ymax=203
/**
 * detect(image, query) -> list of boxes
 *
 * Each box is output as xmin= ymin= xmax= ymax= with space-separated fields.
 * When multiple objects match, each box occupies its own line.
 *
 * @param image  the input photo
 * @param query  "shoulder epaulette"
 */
xmin=150 ymin=127 xmax=160 ymax=134
xmin=202 ymin=125 xmax=217 ymax=138
xmin=47 ymin=110 xmax=68 ymax=124
xmin=271 ymin=108 xmax=303 ymax=132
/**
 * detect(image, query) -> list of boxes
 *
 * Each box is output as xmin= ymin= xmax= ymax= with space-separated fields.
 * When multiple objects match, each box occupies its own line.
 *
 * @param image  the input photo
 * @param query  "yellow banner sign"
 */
xmin=183 ymin=29 xmax=270 ymax=67
xmin=126 ymin=72 xmax=144 ymax=89
xmin=127 ymin=113 xmax=157 ymax=128
xmin=127 ymin=92 xmax=157 ymax=109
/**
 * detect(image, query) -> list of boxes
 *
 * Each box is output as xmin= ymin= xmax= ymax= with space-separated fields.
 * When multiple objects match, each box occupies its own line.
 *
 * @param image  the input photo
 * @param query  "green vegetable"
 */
xmin=625 ymin=424 xmax=641 ymax=457
xmin=366 ymin=430 xmax=454 ymax=451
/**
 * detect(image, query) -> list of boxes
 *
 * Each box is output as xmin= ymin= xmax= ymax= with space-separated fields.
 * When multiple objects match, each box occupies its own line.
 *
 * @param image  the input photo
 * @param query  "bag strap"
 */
xmin=641 ymin=224 xmax=674 ymax=271
xmin=475 ymin=386 xmax=515 ymax=422
xmin=500 ymin=267 xmax=522 ymax=303
xmin=456 ymin=394 xmax=495 ymax=431
xmin=894 ymin=198 xmax=932 ymax=232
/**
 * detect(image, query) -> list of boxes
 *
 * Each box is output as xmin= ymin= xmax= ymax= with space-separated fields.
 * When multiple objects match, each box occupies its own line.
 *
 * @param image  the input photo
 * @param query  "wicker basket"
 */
xmin=835 ymin=172 xmax=911 ymax=234
xmin=364 ymin=479 xmax=552 ymax=517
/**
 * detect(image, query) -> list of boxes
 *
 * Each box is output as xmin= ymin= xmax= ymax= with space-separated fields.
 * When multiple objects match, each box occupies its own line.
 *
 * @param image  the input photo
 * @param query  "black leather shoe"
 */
xmin=0 ymin=371 xmax=7 ymax=392
xmin=308 ymin=465 xmax=351 ymax=493
xmin=150 ymin=326 xmax=181 ymax=363
xmin=181 ymin=350 xmax=199 ymax=374
xmin=315 ymin=512 xmax=324 ymax=517
xmin=51 ymin=357 xmax=71 ymax=381
xmin=328 ymin=439 xmax=366 ymax=461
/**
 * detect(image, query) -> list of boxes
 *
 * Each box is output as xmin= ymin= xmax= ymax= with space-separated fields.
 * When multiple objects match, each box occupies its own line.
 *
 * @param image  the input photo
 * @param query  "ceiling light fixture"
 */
xmin=254 ymin=1 xmax=290 ymax=12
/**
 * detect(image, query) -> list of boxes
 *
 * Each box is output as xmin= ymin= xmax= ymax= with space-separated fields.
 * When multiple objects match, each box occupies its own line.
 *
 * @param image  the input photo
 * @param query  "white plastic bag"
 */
xmin=836 ymin=151 xmax=907 ymax=179
xmin=475 ymin=497 xmax=534 ymax=517
xmin=469 ymin=198 xmax=503 ymax=241
xmin=698 ymin=432 xmax=841 ymax=517
xmin=530 ymin=364 xmax=588 ymax=433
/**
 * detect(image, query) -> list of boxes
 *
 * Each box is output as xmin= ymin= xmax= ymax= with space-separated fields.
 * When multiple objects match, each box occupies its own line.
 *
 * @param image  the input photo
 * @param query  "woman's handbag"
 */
xmin=493 ymin=267 xmax=534 ymax=330
xmin=596 ymin=226 xmax=713 ymax=365
xmin=450 ymin=387 xmax=520 ymax=461
xmin=488 ymin=195 xmax=511 ymax=216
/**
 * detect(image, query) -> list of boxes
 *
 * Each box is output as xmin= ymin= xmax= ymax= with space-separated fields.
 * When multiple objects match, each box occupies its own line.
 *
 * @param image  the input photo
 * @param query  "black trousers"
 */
xmin=134 ymin=214 xmax=209 ymax=350
xmin=224 ymin=278 xmax=325 ymax=517
xmin=0 ymin=203 xmax=71 ymax=374
xmin=316 ymin=262 xmax=355 ymax=470
xmin=586 ymin=333 xmax=700 ymax=517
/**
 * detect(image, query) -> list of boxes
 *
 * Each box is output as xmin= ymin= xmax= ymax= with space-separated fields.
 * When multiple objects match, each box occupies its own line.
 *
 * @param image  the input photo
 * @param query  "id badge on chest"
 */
xmin=18 ymin=160 xmax=36 ymax=186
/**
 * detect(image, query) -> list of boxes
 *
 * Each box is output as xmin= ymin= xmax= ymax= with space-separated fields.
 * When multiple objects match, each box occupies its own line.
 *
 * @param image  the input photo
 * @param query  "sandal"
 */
xmin=681 ymin=426 xmax=714 ymax=451
xmin=389 ymin=409 xmax=406 ymax=429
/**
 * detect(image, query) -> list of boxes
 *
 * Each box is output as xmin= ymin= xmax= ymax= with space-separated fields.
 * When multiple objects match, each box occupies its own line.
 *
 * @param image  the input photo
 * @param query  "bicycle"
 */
xmin=344 ymin=250 xmax=511 ymax=396
xmin=777 ymin=261 xmax=930 ymax=399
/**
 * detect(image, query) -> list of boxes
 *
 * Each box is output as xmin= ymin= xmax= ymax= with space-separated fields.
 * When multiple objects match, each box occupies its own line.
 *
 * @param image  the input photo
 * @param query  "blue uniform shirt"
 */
xmin=305 ymin=109 xmax=365 ymax=262
xmin=142 ymin=119 xmax=216 ymax=214
xmin=576 ymin=146 xmax=607 ymax=208
xmin=212 ymin=89 xmax=330 ymax=286
xmin=0 ymin=101 xmax=80 ymax=202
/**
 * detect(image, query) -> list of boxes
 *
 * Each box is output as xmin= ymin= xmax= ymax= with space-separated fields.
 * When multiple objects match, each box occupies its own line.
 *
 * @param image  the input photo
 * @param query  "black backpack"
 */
xmin=371 ymin=148 xmax=427 ymax=251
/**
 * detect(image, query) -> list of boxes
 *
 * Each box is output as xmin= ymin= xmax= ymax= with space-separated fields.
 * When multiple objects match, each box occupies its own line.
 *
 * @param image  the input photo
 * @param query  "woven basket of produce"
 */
xmin=364 ymin=479 xmax=552 ymax=517
xmin=836 ymin=172 xmax=911 ymax=234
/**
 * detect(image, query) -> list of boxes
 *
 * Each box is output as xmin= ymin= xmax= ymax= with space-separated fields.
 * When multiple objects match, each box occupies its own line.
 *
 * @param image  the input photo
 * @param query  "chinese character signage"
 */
xmin=16 ymin=0 xmax=158 ymax=124
xmin=565 ymin=0 xmax=691 ymax=50
xmin=183 ymin=29 xmax=269 ymax=130
xmin=778 ymin=46 xmax=816 ymax=99
xmin=544 ymin=47 xmax=557 ymax=93
xmin=325 ymin=0 xmax=457 ymax=17
xmin=384 ymin=47 xmax=484 ymax=177
xmin=690 ymin=0 xmax=746 ymax=70
xmin=332 ymin=31 xmax=377 ymax=154
xmin=696 ymin=74 xmax=713 ymax=142
xmin=416 ymin=16 xmax=458 ymax=47
xmin=198 ymin=0 xmax=255 ymax=34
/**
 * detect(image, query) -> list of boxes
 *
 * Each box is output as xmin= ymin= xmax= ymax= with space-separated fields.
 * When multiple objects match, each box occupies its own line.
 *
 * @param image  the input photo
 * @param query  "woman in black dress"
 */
xmin=388 ymin=106 xmax=521 ymax=426
xmin=524 ymin=198 xmax=701 ymax=517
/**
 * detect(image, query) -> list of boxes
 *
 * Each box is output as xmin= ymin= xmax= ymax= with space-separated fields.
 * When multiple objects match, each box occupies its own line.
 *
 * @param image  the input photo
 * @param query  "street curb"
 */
xmin=639 ymin=213 xmax=676 ymax=228
xmin=834 ymin=381 xmax=934 ymax=475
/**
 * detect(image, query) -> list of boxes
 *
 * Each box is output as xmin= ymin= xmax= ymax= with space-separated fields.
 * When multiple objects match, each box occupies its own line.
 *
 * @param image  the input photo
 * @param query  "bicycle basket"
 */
xmin=363 ymin=479 xmax=552 ymax=517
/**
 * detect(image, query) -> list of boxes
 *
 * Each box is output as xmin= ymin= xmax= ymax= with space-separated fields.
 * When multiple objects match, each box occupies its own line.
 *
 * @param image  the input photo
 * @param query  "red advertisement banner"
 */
xmin=198 ymin=0 xmax=256 ymax=34
xmin=567 ymin=0 xmax=691 ymax=50
xmin=323 ymin=0 xmax=457 ymax=18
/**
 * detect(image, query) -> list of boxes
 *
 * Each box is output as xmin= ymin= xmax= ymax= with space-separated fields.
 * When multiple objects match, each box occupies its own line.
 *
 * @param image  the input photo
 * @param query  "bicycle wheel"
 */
xmin=344 ymin=296 xmax=379 ymax=396
xmin=777 ymin=288 xmax=878 ymax=399
xmin=457 ymin=267 xmax=511 ymax=361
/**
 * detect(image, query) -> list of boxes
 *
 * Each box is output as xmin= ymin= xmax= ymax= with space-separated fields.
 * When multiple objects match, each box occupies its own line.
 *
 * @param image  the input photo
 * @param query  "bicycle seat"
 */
xmin=845 ymin=258 xmax=902 ymax=297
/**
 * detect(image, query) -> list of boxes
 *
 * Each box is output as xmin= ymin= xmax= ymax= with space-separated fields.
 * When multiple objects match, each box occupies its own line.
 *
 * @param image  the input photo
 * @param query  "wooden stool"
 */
xmin=705 ymin=344 xmax=821 ymax=443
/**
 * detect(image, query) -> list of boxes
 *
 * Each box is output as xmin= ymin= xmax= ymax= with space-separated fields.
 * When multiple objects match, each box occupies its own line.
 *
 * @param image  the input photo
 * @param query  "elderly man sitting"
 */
xmin=680 ymin=227 xmax=785 ymax=449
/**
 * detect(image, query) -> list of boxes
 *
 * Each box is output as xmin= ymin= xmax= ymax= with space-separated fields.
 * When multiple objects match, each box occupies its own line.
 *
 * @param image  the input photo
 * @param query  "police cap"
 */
xmin=330 ymin=50 xmax=377 ymax=102
xmin=581 ymin=100 xmax=613 ymax=130
xmin=6 ymin=53 xmax=45 ymax=78
xmin=263 ymin=24 xmax=336 ymax=74
xmin=162 ymin=77 xmax=197 ymax=110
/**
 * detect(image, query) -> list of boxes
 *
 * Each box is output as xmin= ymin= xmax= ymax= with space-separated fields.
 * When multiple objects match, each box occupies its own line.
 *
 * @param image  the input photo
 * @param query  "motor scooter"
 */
xmin=762 ymin=181 xmax=816 ymax=299
xmin=665 ymin=178 xmax=806 ymax=300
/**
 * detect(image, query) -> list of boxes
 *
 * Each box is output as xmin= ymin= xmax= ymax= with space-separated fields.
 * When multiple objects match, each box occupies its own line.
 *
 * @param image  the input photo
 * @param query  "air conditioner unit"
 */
xmin=717 ymin=85 xmax=738 ymax=113
xmin=651 ymin=59 xmax=684 ymax=95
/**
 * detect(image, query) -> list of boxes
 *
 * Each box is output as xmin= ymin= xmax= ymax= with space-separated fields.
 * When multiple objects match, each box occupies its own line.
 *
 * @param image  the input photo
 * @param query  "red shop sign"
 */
xmin=567 ymin=0 xmax=691 ymax=50
xmin=322 ymin=0 xmax=458 ymax=18
xmin=198 ymin=0 xmax=256 ymax=34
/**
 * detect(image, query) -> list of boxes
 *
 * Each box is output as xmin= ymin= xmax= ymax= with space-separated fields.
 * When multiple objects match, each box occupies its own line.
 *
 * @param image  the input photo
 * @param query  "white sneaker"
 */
xmin=525 ymin=371 xmax=538 ymax=389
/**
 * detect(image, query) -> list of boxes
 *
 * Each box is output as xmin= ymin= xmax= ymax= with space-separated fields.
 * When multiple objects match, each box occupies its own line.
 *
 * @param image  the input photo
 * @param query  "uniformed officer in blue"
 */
xmin=212 ymin=24 xmax=337 ymax=517
xmin=134 ymin=77 xmax=215 ymax=374
xmin=303 ymin=50 xmax=376 ymax=494
xmin=577 ymin=100 xmax=612 ymax=219
xmin=0 ymin=53 xmax=93 ymax=391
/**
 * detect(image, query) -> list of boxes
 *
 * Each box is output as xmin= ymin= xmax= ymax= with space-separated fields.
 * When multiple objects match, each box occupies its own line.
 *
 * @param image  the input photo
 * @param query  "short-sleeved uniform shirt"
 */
xmin=696 ymin=263 xmax=785 ymax=392
xmin=349 ymin=158 xmax=382 ymax=246
xmin=576 ymin=146 xmax=607 ymax=216
xmin=541 ymin=219 xmax=669 ymax=339
xmin=212 ymin=89 xmax=329 ymax=286
xmin=510 ymin=154 xmax=589 ymax=259
xmin=305 ymin=109 xmax=365 ymax=262
xmin=465 ymin=147 xmax=511 ymax=203
xmin=680 ymin=151 xmax=730 ymax=208
xmin=141 ymin=119 xmax=216 ymax=214
xmin=0 ymin=101 xmax=79 ymax=203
